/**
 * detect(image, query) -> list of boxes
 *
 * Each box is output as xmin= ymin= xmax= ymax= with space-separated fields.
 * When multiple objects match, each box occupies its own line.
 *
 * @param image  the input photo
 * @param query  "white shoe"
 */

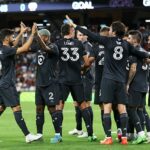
xmin=25 ymin=133 xmax=42 ymax=143
xmin=68 ymin=129 xmax=83 ymax=135
xmin=36 ymin=133 xmax=43 ymax=140
xmin=146 ymin=136 xmax=150 ymax=143
xmin=78 ymin=132 xmax=88 ymax=138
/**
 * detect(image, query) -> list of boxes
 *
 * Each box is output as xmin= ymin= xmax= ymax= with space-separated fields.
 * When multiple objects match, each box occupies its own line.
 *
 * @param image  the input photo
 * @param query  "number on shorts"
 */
xmin=113 ymin=46 xmax=123 ymax=60
xmin=49 ymin=92 xmax=54 ymax=100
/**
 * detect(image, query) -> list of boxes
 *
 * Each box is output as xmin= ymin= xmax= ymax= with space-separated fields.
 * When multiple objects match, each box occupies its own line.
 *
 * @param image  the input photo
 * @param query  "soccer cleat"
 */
xmin=78 ymin=132 xmax=88 ymax=138
xmin=68 ymin=128 xmax=83 ymax=135
xmin=132 ymin=135 xmax=147 ymax=144
xmin=25 ymin=133 xmax=42 ymax=143
xmin=36 ymin=133 xmax=43 ymax=140
xmin=100 ymin=137 xmax=113 ymax=145
xmin=121 ymin=137 xmax=128 ymax=145
xmin=146 ymin=136 xmax=150 ymax=143
xmin=127 ymin=133 xmax=136 ymax=141
xmin=88 ymin=135 xmax=97 ymax=142
xmin=50 ymin=134 xmax=62 ymax=144
xmin=117 ymin=128 xmax=122 ymax=142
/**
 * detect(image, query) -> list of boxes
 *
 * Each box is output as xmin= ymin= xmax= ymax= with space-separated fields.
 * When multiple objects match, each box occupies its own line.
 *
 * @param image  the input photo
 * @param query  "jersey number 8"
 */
xmin=113 ymin=46 xmax=123 ymax=60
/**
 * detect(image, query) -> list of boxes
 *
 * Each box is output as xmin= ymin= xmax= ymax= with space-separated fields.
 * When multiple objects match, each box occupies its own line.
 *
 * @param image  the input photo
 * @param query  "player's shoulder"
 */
xmin=0 ymin=45 xmax=16 ymax=54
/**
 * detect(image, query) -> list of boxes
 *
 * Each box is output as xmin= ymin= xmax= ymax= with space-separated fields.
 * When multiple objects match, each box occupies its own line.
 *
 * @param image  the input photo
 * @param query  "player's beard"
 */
xmin=9 ymin=41 xmax=14 ymax=46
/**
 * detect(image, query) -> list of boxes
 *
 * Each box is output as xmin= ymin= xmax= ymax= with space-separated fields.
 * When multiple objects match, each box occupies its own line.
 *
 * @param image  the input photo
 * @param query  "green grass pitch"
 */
xmin=0 ymin=92 xmax=150 ymax=150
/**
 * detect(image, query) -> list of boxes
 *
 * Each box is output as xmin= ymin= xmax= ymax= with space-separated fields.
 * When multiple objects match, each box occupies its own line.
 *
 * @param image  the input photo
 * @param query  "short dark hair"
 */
xmin=61 ymin=24 xmax=70 ymax=36
xmin=0 ymin=28 xmax=14 ymax=42
xmin=128 ymin=30 xmax=142 ymax=43
xmin=111 ymin=21 xmax=126 ymax=38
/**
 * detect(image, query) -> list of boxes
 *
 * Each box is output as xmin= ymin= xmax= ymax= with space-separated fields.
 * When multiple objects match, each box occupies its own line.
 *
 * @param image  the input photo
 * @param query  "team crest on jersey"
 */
xmin=99 ymin=45 xmax=104 ymax=49
xmin=38 ymin=55 xmax=45 ymax=65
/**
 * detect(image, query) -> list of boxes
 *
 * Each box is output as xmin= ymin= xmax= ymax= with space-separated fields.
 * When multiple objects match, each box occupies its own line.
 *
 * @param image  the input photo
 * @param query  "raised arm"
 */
xmin=16 ymin=23 xmax=37 ymax=54
xmin=13 ymin=22 xmax=28 ymax=47
xmin=65 ymin=15 xmax=108 ymax=44
xmin=129 ymin=44 xmax=150 ymax=58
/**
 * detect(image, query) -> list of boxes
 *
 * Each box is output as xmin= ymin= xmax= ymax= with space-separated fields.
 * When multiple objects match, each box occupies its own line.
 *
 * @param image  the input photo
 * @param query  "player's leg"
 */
xmin=127 ymin=107 xmax=136 ymax=141
xmin=117 ymin=104 xmax=128 ymax=144
xmin=143 ymin=106 xmax=150 ymax=143
xmin=112 ymin=104 xmax=122 ymax=141
xmin=42 ymin=83 xmax=63 ymax=144
xmin=116 ymin=82 xmax=129 ymax=145
xmin=48 ymin=106 xmax=62 ymax=143
xmin=1 ymin=85 xmax=40 ymax=143
xmin=137 ymin=107 xmax=145 ymax=131
xmin=50 ymin=83 xmax=69 ymax=143
xmin=68 ymin=101 xmax=83 ymax=136
xmin=36 ymin=105 xmax=45 ymax=137
xmin=94 ymin=84 xmax=107 ymax=136
xmin=100 ymin=78 xmax=115 ymax=145
xmin=78 ymin=77 xmax=94 ymax=138
xmin=35 ymin=86 xmax=45 ymax=138
xmin=137 ymin=93 xmax=147 ymax=131
xmin=71 ymin=84 xmax=96 ymax=141
xmin=12 ymin=105 xmax=42 ymax=143
xmin=127 ymin=90 xmax=146 ymax=144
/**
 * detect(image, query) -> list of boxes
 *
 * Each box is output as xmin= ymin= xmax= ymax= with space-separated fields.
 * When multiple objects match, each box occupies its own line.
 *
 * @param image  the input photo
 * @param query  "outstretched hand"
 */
xmin=20 ymin=21 xmax=28 ymax=34
xmin=31 ymin=23 xmax=38 ymax=35
xmin=65 ymin=15 xmax=77 ymax=28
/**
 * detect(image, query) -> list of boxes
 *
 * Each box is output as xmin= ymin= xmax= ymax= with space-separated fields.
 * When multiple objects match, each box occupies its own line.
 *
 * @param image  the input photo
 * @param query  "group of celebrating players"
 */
xmin=0 ymin=15 xmax=150 ymax=145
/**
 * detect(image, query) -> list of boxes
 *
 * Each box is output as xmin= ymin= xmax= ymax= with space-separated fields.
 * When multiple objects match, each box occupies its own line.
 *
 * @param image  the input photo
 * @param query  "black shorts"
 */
xmin=101 ymin=78 xmax=128 ymax=105
xmin=59 ymin=83 xmax=84 ymax=102
xmin=0 ymin=85 xmax=20 ymax=107
xmin=128 ymin=89 xmax=146 ymax=107
xmin=82 ymin=77 xmax=93 ymax=101
xmin=94 ymin=83 xmax=102 ymax=105
xmin=35 ymin=83 xmax=59 ymax=106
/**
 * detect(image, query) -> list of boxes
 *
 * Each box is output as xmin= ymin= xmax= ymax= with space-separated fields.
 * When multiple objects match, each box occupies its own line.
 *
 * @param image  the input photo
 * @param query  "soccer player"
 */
xmin=89 ymin=26 xmax=122 ymax=141
xmin=29 ymin=28 xmax=62 ymax=143
xmin=56 ymin=23 xmax=96 ymax=142
xmin=69 ymin=27 xmax=94 ymax=138
xmin=65 ymin=15 xmax=150 ymax=145
xmin=148 ymin=34 xmax=150 ymax=107
xmin=0 ymin=23 xmax=41 ymax=143
xmin=126 ymin=30 xmax=148 ymax=144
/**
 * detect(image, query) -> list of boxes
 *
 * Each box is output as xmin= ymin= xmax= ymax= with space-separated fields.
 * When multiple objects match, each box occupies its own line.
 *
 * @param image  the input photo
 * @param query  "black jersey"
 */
xmin=82 ymin=41 xmax=94 ymax=82
xmin=0 ymin=45 xmax=17 ymax=88
xmin=76 ymin=26 xmax=149 ymax=83
xmin=93 ymin=43 xmax=105 ymax=84
xmin=129 ymin=46 xmax=149 ymax=92
xmin=31 ymin=43 xmax=59 ymax=87
xmin=56 ymin=38 xmax=85 ymax=84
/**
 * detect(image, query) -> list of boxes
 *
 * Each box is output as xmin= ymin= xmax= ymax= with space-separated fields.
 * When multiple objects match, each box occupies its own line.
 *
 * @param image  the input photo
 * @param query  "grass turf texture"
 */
xmin=0 ymin=92 xmax=150 ymax=150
